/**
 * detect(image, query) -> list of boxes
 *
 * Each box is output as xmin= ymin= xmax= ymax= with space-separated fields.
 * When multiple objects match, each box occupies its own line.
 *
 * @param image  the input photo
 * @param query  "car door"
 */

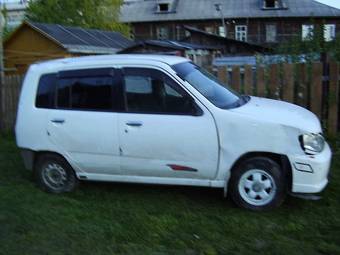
xmin=118 ymin=67 xmax=219 ymax=180
xmin=47 ymin=68 xmax=123 ymax=175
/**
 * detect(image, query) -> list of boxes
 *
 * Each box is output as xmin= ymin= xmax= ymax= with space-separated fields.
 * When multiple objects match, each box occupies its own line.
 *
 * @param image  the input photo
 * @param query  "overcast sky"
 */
xmin=316 ymin=0 xmax=340 ymax=9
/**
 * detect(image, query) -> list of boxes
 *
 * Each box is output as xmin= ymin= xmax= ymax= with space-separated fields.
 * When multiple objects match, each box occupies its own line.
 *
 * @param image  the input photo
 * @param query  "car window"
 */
xmin=36 ymin=73 xmax=57 ymax=108
xmin=56 ymin=68 xmax=119 ymax=111
xmin=123 ymin=68 xmax=196 ymax=115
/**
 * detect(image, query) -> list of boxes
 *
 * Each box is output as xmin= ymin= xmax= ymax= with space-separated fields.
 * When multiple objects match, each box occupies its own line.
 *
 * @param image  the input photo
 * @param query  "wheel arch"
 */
xmin=229 ymin=152 xmax=292 ymax=191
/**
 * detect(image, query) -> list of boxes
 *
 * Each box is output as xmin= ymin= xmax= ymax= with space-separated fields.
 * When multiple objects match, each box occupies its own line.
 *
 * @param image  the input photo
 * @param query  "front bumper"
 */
xmin=288 ymin=142 xmax=332 ymax=193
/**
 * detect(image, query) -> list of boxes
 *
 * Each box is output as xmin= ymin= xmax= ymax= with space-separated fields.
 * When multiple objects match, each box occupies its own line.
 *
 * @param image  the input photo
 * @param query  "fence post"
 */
xmin=231 ymin=66 xmax=241 ymax=92
xmin=328 ymin=62 xmax=339 ymax=136
xmin=256 ymin=66 xmax=265 ymax=97
xmin=244 ymin=65 xmax=253 ymax=95
xmin=282 ymin=63 xmax=294 ymax=103
xmin=269 ymin=64 xmax=278 ymax=98
xmin=310 ymin=63 xmax=323 ymax=119
xmin=217 ymin=66 xmax=228 ymax=88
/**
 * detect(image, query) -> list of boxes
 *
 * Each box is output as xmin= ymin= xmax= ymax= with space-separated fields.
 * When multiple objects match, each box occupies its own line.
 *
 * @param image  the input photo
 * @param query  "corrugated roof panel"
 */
xmin=120 ymin=0 xmax=340 ymax=23
xmin=29 ymin=22 xmax=133 ymax=54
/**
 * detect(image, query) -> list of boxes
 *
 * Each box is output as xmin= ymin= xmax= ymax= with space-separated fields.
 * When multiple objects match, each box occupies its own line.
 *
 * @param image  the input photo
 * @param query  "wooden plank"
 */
xmin=244 ymin=65 xmax=253 ymax=95
xmin=282 ymin=63 xmax=294 ymax=103
xmin=328 ymin=62 xmax=339 ymax=136
xmin=217 ymin=66 xmax=228 ymax=87
xmin=297 ymin=63 xmax=308 ymax=107
xmin=269 ymin=64 xmax=278 ymax=98
xmin=231 ymin=66 xmax=241 ymax=92
xmin=256 ymin=66 xmax=266 ymax=97
xmin=310 ymin=63 xmax=323 ymax=118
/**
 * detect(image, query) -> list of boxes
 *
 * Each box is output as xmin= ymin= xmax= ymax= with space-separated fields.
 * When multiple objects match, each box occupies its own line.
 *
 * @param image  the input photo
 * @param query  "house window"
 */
xmin=218 ymin=26 xmax=226 ymax=37
xmin=158 ymin=3 xmax=169 ymax=12
xmin=205 ymin=26 xmax=214 ymax=34
xmin=324 ymin=24 xmax=336 ymax=42
xmin=302 ymin=24 xmax=314 ymax=41
xmin=157 ymin=27 xmax=169 ymax=39
xmin=235 ymin=25 xmax=247 ymax=41
xmin=266 ymin=24 xmax=277 ymax=42
xmin=264 ymin=0 xmax=279 ymax=8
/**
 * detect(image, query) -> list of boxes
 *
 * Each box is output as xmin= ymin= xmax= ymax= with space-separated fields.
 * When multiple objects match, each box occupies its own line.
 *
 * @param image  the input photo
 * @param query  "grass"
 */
xmin=0 ymin=134 xmax=340 ymax=255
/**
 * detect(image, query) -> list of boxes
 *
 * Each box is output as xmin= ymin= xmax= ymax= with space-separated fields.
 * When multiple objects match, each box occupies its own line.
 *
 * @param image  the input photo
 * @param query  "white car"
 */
xmin=15 ymin=55 xmax=332 ymax=210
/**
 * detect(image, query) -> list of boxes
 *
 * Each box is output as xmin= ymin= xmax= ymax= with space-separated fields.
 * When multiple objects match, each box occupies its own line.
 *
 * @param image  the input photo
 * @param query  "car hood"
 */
xmin=230 ymin=96 xmax=322 ymax=133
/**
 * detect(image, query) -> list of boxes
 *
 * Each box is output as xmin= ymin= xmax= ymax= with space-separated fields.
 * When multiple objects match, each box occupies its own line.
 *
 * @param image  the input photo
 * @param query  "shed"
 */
xmin=182 ymin=26 xmax=271 ymax=56
xmin=119 ymin=39 xmax=221 ymax=67
xmin=4 ymin=21 xmax=133 ymax=74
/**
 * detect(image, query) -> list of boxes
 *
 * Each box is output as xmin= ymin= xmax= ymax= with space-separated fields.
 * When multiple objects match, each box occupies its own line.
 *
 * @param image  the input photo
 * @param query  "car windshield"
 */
xmin=172 ymin=62 xmax=249 ymax=109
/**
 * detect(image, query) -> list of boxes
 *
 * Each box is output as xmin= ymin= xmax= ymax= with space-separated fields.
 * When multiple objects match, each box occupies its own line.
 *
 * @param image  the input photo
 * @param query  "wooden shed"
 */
xmin=4 ymin=21 xmax=133 ymax=75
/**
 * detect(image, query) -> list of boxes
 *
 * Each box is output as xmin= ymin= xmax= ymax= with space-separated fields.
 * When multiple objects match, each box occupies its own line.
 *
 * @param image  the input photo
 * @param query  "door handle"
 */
xmin=126 ymin=121 xmax=143 ymax=127
xmin=51 ymin=119 xmax=65 ymax=124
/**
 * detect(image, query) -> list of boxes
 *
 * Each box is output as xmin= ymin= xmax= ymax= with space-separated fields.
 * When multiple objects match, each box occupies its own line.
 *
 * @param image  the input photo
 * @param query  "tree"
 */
xmin=25 ymin=0 xmax=130 ymax=36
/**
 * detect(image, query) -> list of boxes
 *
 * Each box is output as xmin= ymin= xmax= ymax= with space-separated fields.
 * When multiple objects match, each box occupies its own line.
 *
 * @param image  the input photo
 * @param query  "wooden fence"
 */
xmin=0 ymin=62 xmax=339 ymax=136
xmin=0 ymin=75 xmax=24 ymax=131
xmin=214 ymin=62 xmax=340 ymax=136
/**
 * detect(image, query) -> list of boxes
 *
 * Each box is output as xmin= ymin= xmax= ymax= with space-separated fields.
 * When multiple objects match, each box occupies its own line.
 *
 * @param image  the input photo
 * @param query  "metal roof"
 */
xmin=28 ymin=22 xmax=133 ymax=54
xmin=120 ymin=0 xmax=340 ymax=23
xmin=120 ymin=39 xmax=221 ymax=52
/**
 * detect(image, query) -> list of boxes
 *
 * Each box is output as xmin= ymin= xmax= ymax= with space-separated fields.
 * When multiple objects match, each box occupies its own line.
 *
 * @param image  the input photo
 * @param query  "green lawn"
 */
xmin=0 ymin=134 xmax=340 ymax=255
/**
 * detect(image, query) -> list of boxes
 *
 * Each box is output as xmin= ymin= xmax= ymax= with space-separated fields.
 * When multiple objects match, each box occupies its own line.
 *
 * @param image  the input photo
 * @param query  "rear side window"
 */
xmin=36 ymin=74 xmax=57 ymax=108
xmin=56 ymin=68 xmax=120 ymax=112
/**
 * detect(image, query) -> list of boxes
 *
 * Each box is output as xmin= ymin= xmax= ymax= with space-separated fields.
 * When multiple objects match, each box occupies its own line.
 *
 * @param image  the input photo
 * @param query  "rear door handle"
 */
xmin=51 ymin=119 xmax=65 ymax=124
xmin=126 ymin=121 xmax=143 ymax=127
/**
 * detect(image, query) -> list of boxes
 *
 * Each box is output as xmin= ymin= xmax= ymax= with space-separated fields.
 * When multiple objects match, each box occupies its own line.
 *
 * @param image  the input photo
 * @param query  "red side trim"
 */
xmin=167 ymin=164 xmax=198 ymax=172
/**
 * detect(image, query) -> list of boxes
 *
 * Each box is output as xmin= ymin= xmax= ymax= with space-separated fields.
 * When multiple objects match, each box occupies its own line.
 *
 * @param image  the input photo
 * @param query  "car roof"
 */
xmin=33 ymin=54 xmax=189 ymax=70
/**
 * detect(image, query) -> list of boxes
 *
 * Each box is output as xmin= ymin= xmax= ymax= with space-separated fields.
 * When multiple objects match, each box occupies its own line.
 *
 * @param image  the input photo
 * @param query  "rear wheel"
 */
xmin=229 ymin=157 xmax=286 ymax=211
xmin=35 ymin=154 xmax=78 ymax=193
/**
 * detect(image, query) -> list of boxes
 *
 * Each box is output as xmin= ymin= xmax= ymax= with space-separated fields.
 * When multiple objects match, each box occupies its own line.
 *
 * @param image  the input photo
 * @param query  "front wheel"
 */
xmin=229 ymin=157 xmax=286 ymax=211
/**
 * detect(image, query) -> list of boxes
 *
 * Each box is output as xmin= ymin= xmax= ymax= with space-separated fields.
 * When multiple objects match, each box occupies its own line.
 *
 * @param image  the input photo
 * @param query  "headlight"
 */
xmin=299 ymin=133 xmax=325 ymax=154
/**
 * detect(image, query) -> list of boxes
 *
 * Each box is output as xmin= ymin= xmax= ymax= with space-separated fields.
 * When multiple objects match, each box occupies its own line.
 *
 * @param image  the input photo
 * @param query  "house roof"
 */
xmin=120 ymin=0 xmax=340 ymax=23
xmin=9 ymin=21 xmax=133 ymax=54
xmin=120 ymin=39 xmax=221 ymax=53
xmin=183 ymin=26 xmax=271 ymax=52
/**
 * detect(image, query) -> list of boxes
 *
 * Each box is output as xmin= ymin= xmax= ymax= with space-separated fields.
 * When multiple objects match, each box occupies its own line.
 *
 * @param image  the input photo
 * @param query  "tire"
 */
xmin=229 ymin=157 xmax=286 ymax=211
xmin=34 ymin=154 xmax=79 ymax=194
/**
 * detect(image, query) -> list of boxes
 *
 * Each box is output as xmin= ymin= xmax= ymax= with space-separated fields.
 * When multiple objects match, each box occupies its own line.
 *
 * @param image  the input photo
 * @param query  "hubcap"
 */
xmin=238 ymin=169 xmax=276 ymax=206
xmin=42 ymin=163 xmax=68 ymax=190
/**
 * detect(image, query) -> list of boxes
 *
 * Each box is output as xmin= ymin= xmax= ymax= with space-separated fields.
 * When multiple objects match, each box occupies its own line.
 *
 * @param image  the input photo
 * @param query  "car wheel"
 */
xmin=35 ymin=154 xmax=79 ymax=194
xmin=229 ymin=157 xmax=286 ymax=211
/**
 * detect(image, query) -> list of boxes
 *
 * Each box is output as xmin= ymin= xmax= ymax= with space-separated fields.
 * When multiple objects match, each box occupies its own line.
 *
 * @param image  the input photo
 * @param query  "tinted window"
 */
xmin=123 ymin=68 xmax=196 ymax=115
xmin=36 ymin=74 xmax=57 ymax=108
xmin=172 ymin=62 xmax=246 ymax=109
xmin=56 ymin=69 xmax=117 ymax=111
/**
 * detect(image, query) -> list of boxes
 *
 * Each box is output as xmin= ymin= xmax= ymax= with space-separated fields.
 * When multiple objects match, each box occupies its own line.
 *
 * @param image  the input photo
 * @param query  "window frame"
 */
xmin=35 ymin=73 xmax=58 ymax=109
xmin=324 ymin=24 xmax=336 ymax=42
xmin=55 ymin=68 xmax=123 ymax=112
xmin=302 ymin=24 xmax=314 ymax=41
xmin=121 ymin=67 xmax=202 ymax=116
xmin=265 ymin=24 xmax=277 ymax=43
xmin=235 ymin=25 xmax=248 ymax=42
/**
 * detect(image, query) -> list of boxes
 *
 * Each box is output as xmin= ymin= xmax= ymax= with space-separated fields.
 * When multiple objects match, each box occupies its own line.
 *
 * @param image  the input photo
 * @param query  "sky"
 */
xmin=316 ymin=0 xmax=340 ymax=9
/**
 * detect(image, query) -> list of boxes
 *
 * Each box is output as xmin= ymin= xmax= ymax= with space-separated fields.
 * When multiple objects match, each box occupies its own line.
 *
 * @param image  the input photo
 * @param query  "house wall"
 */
xmin=4 ymin=24 xmax=71 ymax=75
xmin=132 ymin=17 xmax=340 ymax=46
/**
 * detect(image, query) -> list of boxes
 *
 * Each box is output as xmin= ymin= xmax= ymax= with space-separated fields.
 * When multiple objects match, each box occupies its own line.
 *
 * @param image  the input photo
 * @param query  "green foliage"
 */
xmin=25 ymin=0 xmax=130 ymax=36
xmin=0 ymin=135 xmax=340 ymax=254
xmin=276 ymin=22 xmax=340 ymax=62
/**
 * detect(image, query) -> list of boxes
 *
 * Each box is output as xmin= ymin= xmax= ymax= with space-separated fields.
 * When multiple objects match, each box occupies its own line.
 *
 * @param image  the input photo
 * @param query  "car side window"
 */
xmin=123 ymin=68 xmax=197 ymax=115
xmin=36 ymin=73 xmax=57 ymax=108
xmin=56 ymin=68 xmax=121 ymax=111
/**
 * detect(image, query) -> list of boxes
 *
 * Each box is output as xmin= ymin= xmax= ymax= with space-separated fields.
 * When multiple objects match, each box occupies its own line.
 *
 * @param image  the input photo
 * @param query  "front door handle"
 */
xmin=126 ymin=121 xmax=143 ymax=127
xmin=51 ymin=119 xmax=65 ymax=124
